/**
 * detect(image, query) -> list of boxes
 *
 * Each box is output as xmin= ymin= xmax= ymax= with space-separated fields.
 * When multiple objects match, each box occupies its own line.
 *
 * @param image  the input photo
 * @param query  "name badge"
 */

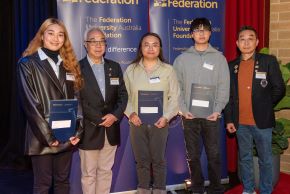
xmin=149 ymin=76 xmax=160 ymax=84
xmin=203 ymin=62 xmax=214 ymax=70
xmin=140 ymin=107 xmax=158 ymax=114
xmin=192 ymin=99 xmax=209 ymax=108
xmin=255 ymin=72 xmax=267 ymax=79
xmin=66 ymin=73 xmax=75 ymax=81
xmin=110 ymin=78 xmax=119 ymax=85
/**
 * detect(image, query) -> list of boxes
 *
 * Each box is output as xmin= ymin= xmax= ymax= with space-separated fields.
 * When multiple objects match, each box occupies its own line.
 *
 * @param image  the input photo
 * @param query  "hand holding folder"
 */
xmin=138 ymin=90 xmax=163 ymax=125
xmin=189 ymin=84 xmax=216 ymax=118
xmin=49 ymin=99 xmax=78 ymax=143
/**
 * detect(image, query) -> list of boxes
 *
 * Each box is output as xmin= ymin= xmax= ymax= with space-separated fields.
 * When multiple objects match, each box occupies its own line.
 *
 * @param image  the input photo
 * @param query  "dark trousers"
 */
xmin=183 ymin=118 xmax=224 ymax=194
xmin=31 ymin=151 xmax=72 ymax=194
xmin=130 ymin=123 xmax=168 ymax=190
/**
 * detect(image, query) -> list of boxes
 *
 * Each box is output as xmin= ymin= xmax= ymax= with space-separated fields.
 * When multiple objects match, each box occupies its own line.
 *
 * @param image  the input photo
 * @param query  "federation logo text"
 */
xmin=63 ymin=0 xmax=139 ymax=5
xmin=154 ymin=0 xmax=218 ymax=8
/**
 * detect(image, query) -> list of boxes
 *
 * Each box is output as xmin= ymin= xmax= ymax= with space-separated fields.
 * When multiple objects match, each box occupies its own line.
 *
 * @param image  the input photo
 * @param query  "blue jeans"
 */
xmin=237 ymin=125 xmax=273 ymax=194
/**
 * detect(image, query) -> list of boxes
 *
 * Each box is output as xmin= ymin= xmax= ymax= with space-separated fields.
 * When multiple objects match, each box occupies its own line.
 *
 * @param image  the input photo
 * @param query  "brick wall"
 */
xmin=270 ymin=0 xmax=290 ymax=64
xmin=270 ymin=0 xmax=290 ymax=174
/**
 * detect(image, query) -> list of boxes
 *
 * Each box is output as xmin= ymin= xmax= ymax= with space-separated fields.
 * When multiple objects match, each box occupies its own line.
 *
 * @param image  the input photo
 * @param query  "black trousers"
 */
xmin=31 ymin=151 xmax=72 ymax=194
xmin=182 ymin=118 xmax=224 ymax=194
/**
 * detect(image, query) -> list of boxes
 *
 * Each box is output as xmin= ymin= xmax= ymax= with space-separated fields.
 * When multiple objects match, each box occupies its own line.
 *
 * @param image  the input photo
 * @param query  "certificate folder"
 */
xmin=49 ymin=99 xmax=78 ymax=142
xmin=138 ymin=90 xmax=163 ymax=125
xmin=189 ymin=84 xmax=216 ymax=118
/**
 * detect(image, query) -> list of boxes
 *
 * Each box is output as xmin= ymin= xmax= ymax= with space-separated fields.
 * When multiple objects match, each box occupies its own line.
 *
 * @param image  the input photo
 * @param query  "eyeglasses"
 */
xmin=192 ymin=29 xmax=210 ymax=34
xmin=85 ymin=40 xmax=106 ymax=46
xmin=142 ymin=43 xmax=160 ymax=50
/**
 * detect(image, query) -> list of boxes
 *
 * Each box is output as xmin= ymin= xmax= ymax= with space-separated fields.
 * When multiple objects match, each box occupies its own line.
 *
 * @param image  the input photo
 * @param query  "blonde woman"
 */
xmin=17 ymin=18 xmax=83 ymax=194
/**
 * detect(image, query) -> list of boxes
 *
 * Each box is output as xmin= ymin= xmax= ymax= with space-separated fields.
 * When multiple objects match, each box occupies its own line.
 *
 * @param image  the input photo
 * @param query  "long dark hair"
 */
xmin=131 ymin=32 xmax=167 ymax=64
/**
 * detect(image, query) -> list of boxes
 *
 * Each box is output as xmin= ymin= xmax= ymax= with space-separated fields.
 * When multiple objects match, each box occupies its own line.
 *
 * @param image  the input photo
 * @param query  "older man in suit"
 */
xmin=78 ymin=27 xmax=128 ymax=194
xmin=224 ymin=26 xmax=285 ymax=194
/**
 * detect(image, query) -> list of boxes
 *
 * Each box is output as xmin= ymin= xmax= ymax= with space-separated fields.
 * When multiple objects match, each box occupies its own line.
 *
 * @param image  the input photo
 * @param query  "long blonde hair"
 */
xmin=22 ymin=18 xmax=83 ymax=90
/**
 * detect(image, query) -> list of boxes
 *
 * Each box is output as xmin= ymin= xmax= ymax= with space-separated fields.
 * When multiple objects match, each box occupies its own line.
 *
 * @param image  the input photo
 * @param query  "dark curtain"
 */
xmin=14 ymin=0 xmax=58 ymax=59
xmin=224 ymin=0 xmax=270 ymax=174
xmin=0 ymin=0 xmax=16 ymax=164
xmin=0 ymin=0 xmax=57 ymax=168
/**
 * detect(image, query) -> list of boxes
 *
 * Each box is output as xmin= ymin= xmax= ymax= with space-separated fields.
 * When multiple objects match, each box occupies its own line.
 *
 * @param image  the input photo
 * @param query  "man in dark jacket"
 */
xmin=224 ymin=26 xmax=285 ymax=194
xmin=78 ymin=27 xmax=128 ymax=194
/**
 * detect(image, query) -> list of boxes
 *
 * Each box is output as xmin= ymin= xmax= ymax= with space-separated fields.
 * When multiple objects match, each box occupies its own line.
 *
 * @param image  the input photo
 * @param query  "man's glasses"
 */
xmin=192 ymin=29 xmax=210 ymax=34
xmin=85 ymin=40 xmax=106 ymax=46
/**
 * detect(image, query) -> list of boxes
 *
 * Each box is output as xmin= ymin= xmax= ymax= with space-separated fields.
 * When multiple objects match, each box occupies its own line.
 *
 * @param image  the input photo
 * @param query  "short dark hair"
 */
xmin=190 ymin=17 xmax=212 ymax=33
xmin=238 ymin=25 xmax=258 ymax=38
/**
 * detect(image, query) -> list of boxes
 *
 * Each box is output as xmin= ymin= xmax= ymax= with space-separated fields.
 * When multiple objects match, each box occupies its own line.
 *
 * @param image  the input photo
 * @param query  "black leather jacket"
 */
xmin=17 ymin=51 xmax=83 ymax=155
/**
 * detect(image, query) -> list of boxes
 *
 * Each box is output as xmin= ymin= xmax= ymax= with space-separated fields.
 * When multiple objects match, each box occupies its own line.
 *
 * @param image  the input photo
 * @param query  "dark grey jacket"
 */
xmin=224 ymin=53 xmax=285 ymax=129
xmin=78 ymin=57 xmax=128 ymax=150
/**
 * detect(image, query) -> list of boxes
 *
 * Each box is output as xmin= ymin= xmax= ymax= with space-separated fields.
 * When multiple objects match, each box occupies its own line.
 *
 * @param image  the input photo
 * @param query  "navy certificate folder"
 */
xmin=138 ymin=90 xmax=163 ymax=125
xmin=49 ymin=99 xmax=78 ymax=142
xmin=189 ymin=84 xmax=216 ymax=118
